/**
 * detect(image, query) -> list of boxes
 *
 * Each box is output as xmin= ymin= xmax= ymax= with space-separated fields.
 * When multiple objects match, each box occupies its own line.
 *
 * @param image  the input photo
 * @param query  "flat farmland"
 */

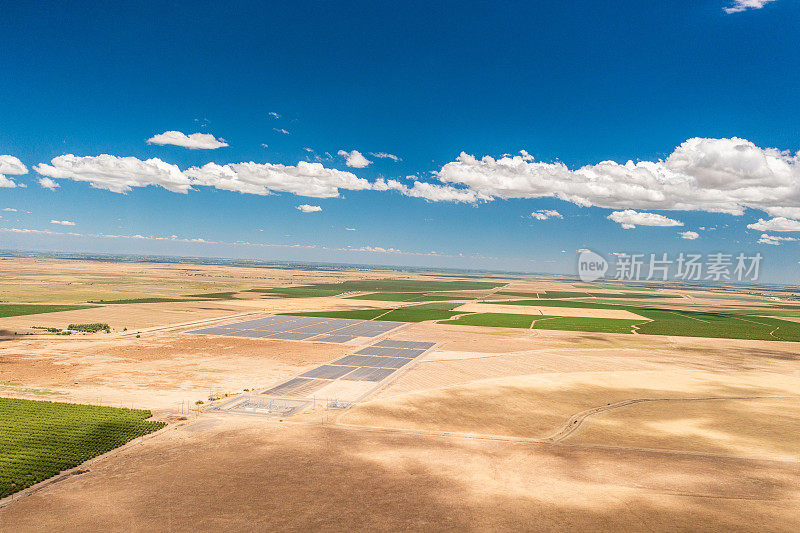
xmin=0 ymin=334 xmax=349 ymax=412
xmin=455 ymin=302 xmax=647 ymax=319
xmin=0 ymin=257 xmax=799 ymax=531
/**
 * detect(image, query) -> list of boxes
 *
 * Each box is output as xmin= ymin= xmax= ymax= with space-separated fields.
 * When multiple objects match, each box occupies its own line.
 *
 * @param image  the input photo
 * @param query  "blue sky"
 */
xmin=1 ymin=0 xmax=799 ymax=282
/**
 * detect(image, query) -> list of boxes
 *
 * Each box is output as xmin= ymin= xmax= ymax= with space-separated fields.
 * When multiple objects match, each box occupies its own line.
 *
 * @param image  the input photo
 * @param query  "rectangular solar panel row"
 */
xmin=341 ymin=367 xmax=397 ymax=382
xmin=373 ymin=340 xmax=436 ymax=350
xmin=353 ymin=346 xmax=424 ymax=358
xmin=314 ymin=335 xmax=357 ymax=343
xmin=301 ymin=365 xmax=359 ymax=379
xmin=331 ymin=355 xmax=412 ymax=369
xmin=188 ymin=315 xmax=409 ymax=344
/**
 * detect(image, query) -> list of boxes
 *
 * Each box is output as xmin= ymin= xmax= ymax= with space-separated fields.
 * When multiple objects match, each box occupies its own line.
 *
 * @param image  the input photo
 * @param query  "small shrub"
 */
xmin=68 ymin=323 xmax=110 ymax=333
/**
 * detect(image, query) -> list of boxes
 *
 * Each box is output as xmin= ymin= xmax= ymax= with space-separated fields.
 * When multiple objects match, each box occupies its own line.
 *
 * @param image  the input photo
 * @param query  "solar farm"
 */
xmin=192 ymin=316 xmax=437 ymax=414
xmin=188 ymin=315 xmax=406 ymax=343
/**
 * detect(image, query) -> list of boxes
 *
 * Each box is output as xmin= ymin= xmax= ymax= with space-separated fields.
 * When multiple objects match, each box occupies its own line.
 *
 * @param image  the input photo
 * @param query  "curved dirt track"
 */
xmin=542 ymin=395 xmax=799 ymax=443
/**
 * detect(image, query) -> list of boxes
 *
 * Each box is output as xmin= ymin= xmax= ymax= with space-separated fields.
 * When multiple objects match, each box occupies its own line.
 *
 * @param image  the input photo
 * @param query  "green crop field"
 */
xmin=0 ymin=304 xmax=94 ymax=318
xmin=375 ymin=302 xmax=463 ymax=322
xmin=496 ymin=290 xmax=678 ymax=299
xmin=483 ymin=299 xmax=800 ymax=341
xmin=248 ymin=287 xmax=345 ymax=298
xmin=347 ymin=292 xmax=478 ymax=302
xmin=0 ymin=398 xmax=164 ymax=498
xmin=532 ymin=316 xmax=647 ymax=334
xmin=290 ymin=279 xmax=503 ymax=293
xmin=439 ymin=312 xmax=547 ymax=328
xmin=281 ymin=309 xmax=389 ymax=320
xmin=182 ymin=292 xmax=239 ymax=299
xmin=284 ymin=302 xmax=464 ymax=322
xmin=731 ymin=309 xmax=800 ymax=318
xmin=630 ymin=309 xmax=800 ymax=341
xmin=490 ymin=299 xmax=622 ymax=310
xmin=438 ymin=312 xmax=645 ymax=332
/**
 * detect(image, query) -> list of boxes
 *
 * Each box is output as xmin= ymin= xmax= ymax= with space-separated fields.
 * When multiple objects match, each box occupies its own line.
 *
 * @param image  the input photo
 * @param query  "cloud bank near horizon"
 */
xmin=13 ymin=137 xmax=800 ymax=231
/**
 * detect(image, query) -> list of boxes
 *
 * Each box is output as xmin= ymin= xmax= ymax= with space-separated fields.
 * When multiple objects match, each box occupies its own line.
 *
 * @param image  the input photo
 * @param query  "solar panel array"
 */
xmin=259 ymin=337 xmax=436 ymax=397
xmin=187 ymin=315 xmax=405 ymax=343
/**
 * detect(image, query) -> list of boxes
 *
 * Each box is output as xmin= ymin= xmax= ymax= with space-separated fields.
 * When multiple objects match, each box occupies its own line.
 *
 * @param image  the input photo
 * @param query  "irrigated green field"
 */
xmin=375 ymin=302 xmax=463 ymax=322
xmin=438 ymin=312 xmax=546 ymax=328
xmin=347 ymin=292 xmax=479 ymax=302
xmin=0 ymin=398 xmax=164 ymax=498
xmin=631 ymin=309 xmax=800 ymax=341
xmin=282 ymin=309 xmax=389 ymax=320
xmin=532 ymin=316 xmax=647 ymax=334
xmin=465 ymin=299 xmax=800 ymax=340
xmin=491 ymin=299 xmax=621 ymax=309
xmin=0 ymin=304 xmax=95 ymax=318
xmin=496 ymin=290 xmax=679 ymax=299
xmin=284 ymin=302 xmax=465 ymax=323
xmin=248 ymin=287 xmax=345 ymax=298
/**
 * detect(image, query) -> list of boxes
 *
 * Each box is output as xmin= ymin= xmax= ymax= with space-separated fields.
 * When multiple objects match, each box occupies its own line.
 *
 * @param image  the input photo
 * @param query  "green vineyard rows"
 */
xmin=0 ymin=398 xmax=165 ymax=499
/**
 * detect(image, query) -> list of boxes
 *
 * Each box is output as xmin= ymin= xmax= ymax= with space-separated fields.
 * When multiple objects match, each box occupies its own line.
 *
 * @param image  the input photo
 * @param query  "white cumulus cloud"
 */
xmin=146 ymin=131 xmax=228 ymax=149
xmin=38 ymin=177 xmax=60 ymax=190
xmin=34 ymin=155 xmax=190 ymax=194
xmin=0 ymin=155 xmax=28 ymax=188
xmin=679 ymin=230 xmax=700 ymax=240
xmin=607 ymin=210 xmax=684 ymax=229
xmin=747 ymin=217 xmax=800 ymax=232
xmin=50 ymin=219 xmax=76 ymax=226
xmin=758 ymin=233 xmax=797 ymax=246
xmin=372 ymin=178 xmax=492 ymax=203
xmin=531 ymin=209 xmax=563 ymax=220
xmin=724 ymin=0 xmax=778 ymax=14
xmin=338 ymin=150 xmax=372 ymax=168
xmin=185 ymin=161 xmax=371 ymax=198
xmin=435 ymin=139 xmax=800 ymax=216
xmin=296 ymin=204 xmax=322 ymax=213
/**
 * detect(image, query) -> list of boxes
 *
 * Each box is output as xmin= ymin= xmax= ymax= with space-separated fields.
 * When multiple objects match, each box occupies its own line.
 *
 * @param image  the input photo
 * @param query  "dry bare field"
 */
xmin=2 ymin=418 xmax=799 ymax=532
xmin=0 ymin=334 xmax=350 ymax=412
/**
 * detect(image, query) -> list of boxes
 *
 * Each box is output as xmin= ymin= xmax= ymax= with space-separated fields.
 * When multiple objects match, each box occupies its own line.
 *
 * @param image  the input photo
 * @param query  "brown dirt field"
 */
xmin=0 ymin=295 xmax=389 ymax=333
xmin=0 ymin=334 xmax=349 ymax=412
xmin=1 ymin=418 xmax=798 ymax=532
xmin=565 ymin=397 xmax=800 ymax=460
xmin=341 ymin=370 xmax=800 ymax=440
